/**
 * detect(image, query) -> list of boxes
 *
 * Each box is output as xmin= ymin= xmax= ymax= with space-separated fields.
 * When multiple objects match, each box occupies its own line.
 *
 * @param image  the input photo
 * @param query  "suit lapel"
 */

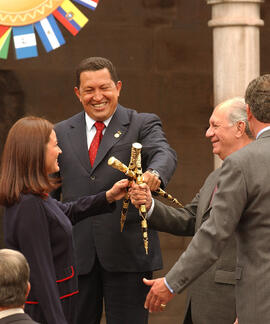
xmin=195 ymin=169 xmax=221 ymax=230
xmin=91 ymin=105 xmax=130 ymax=172
xmin=66 ymin=112 xmax=92 ymax=174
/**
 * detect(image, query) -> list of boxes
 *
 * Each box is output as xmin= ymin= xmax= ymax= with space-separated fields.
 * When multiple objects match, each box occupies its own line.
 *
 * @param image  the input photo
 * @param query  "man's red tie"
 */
xmin=89 ymin=121 xmax=105 ymax=167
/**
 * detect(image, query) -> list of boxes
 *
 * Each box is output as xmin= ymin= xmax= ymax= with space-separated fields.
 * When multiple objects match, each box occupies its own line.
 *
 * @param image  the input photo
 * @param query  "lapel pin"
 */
xmin=114 ymin=131 xmax=122 ymax=138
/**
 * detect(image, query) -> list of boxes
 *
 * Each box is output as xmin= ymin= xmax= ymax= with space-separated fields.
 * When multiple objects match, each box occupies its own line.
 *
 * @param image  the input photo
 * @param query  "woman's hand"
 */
xmin=106 ymin=179 xmax=129 ymax=203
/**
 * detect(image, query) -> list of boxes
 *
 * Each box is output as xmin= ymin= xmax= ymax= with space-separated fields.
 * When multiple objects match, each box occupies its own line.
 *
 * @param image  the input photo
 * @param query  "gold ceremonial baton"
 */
xmin=108 ymin=156 xmax=184 ymax=207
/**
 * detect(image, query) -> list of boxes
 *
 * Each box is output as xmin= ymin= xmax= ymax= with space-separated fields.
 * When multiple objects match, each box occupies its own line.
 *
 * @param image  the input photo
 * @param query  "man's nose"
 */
xmin=205 ymin=126 xmax=213 ymax=138
xmin=92 ymin=90 xmax=103 ymax=100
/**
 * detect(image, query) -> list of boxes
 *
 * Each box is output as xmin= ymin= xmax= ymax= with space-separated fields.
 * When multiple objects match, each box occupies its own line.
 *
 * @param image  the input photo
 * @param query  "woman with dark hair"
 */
xmin=0 ymin=116 xmax=128 ymax=324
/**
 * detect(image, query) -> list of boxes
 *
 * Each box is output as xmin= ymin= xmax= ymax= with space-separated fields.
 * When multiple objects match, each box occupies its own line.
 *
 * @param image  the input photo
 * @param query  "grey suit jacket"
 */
xmin=0 ymin=313 xmax=39 ymax=324
xmin=53 ymin=104 xmax=177 ymax=274
xmin=162 ymin=129 xmax=270 ymax=324
xmin=149 ymin=169 xmax=236 ymax=324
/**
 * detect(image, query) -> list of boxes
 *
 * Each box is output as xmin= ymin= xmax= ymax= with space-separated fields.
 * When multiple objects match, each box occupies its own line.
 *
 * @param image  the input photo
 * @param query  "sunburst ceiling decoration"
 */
xmin=0 ymin=0 xmax=99 ymax=59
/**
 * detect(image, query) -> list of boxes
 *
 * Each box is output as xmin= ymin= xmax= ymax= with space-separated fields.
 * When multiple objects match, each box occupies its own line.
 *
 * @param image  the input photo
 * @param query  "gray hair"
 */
xmin=0 ymin=249 xmax=30 ymax=307
xmin=224 ymin=97 xmax=253 ymax=138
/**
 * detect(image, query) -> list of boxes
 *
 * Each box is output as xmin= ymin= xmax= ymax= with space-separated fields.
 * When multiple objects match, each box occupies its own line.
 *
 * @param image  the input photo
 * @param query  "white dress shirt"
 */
xmin=85 ymin=113 xmax=113 ymax=149
xmin=0 ymin=308 xmax=24 ymax=319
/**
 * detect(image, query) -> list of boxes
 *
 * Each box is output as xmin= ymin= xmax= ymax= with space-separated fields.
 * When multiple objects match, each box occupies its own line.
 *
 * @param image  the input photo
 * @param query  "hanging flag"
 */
xmin=35 ymin=14 xmax=65 ymax=53
xmin=0 ymin=0 xmax=100 ymax=59
xmin=13 ymin=25 xmax=38 ymax=60
xmin=0 ymin=26 xmax=12 ymax=59
xmin=53 ymin=0 xmax=88 ymax=36
xmin=73 ymin=0 xmax=99 ymax=11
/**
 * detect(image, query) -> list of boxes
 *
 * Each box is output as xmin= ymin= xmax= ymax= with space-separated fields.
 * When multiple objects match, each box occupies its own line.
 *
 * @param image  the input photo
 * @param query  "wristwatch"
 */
xmin=148 ymin=169 xmax=160 ymax=178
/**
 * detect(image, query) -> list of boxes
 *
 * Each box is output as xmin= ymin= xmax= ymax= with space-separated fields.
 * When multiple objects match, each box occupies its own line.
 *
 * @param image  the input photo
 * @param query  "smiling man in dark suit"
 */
xmin=53 ymin=57 xmax=177 ymax=324
xmin=0 ymin=249 xmax=39 ymax=324
xmin=131 ymin=75 xmax=270 ymax=324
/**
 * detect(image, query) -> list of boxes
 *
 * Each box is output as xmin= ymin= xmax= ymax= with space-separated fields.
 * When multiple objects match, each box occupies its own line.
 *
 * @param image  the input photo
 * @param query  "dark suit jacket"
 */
xmin=0 ymin=312 xmax=39 ymax=323
xmin=4 ymin=192 xmax=113 ymax=324
xmin=148 ymin=169 xmax=236 ymax=324
xmin=162 ymin=130 xmax=270 ymax=324
xmin=53 ymin=104 xmax=177 ymax=274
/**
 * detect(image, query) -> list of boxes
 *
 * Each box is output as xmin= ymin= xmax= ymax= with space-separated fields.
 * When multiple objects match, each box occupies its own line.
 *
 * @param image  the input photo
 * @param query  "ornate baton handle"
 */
xmin=132 ymin=143 xmax=149 ymax=254
xmin=108 ymin=157 xmax=135 ymax=180
xmin=108 ymin=157 xmax=183 ymax=208
xmin=108 ymin=157 xmax=134 ymax=231
xmin=120 ymin=144 xmax=140 ymax=232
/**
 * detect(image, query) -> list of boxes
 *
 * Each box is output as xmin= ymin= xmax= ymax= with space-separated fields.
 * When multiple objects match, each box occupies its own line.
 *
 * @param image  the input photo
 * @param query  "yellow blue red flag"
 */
xmin=53 ymin=0 xmax=88 ymax=36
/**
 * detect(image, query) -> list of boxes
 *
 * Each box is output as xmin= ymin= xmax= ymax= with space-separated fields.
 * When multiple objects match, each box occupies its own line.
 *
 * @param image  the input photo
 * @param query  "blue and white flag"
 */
xmin=35 ymin=14 xmax=65 ymax=52
xmin=73 ymin=0 xmax=99 ymax=10
xmin=13 ymin=25 xmax=38 ymax=59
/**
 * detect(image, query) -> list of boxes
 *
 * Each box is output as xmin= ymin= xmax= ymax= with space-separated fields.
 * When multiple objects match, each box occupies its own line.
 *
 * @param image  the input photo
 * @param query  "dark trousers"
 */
xmin=75 ymin=257 xmax=152 ymax=324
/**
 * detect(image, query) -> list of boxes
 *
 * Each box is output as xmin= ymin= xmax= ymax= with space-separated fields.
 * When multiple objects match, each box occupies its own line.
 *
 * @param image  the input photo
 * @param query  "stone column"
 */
xmin=207 ymin=0 xmax=264 ymax=168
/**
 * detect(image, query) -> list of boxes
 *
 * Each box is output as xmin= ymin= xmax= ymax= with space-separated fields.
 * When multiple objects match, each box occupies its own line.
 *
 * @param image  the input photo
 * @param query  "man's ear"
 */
xmin=26 ymin=282 xmax=31 ymax=298
xmin=74 ymin=87 xmax=81 ymax=102
xmin=115 ymin=81 xmax=122 ymax=96
xmin=236 ymin=121 xmax=246 ymax=138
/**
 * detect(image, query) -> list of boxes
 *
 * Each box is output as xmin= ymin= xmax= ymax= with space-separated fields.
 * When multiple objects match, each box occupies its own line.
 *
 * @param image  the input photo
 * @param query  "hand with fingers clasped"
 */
xmin=143 ymin=277 xmax=175 ymax=313
xmin=129 ymin=182 xmax=152 ymax=211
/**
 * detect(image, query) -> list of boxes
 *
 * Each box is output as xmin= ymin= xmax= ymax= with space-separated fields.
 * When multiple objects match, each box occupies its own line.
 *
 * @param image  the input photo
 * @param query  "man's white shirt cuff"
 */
xmin=164 ymin=277 xmax=174 ymax=293
xmin=146 ymin=198 xmax=155 ymax=217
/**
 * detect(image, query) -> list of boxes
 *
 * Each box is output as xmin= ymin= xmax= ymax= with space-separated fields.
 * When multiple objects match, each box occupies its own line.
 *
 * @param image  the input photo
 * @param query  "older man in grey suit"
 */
xmin=130 ymin=74 xmax=270 ymax=324
xmin=131 ymin=97 xmax=252 ymax=324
